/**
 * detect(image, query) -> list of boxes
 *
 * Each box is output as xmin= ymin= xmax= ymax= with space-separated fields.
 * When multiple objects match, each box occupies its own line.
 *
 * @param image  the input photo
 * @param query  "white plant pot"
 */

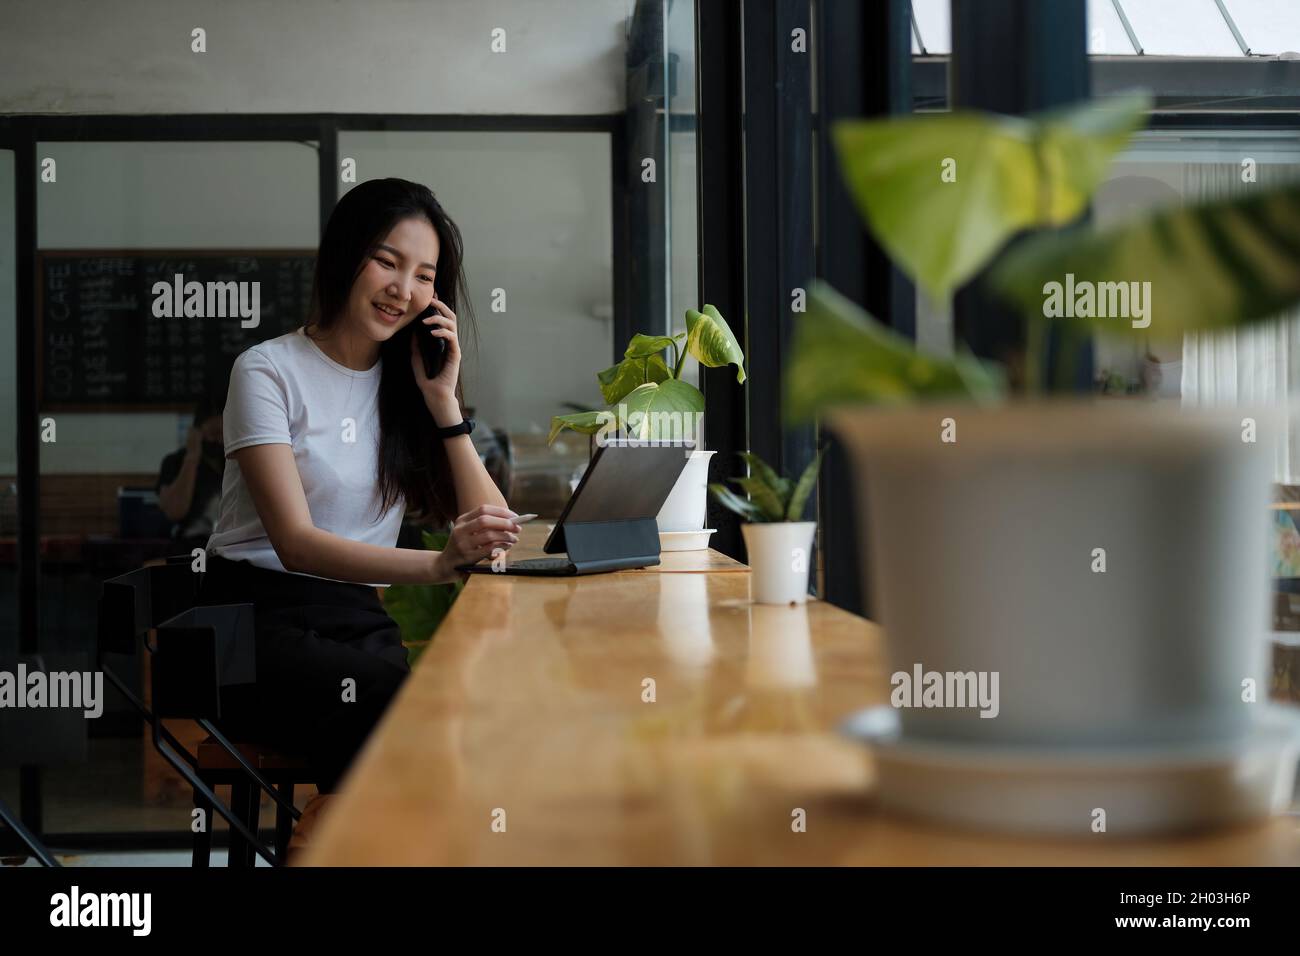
xmin=742 ymin=521 xmax=817 ymax=605
xmin=657 ymin=449 xmax=716 ymax=533
xmin=829 ymin=400 xmax=1274 ymax=750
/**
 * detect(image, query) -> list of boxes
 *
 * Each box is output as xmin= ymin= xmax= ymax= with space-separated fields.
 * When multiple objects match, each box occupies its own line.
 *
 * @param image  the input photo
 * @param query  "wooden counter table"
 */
xmin=302 ymin=528 xmax=1300 ymax=866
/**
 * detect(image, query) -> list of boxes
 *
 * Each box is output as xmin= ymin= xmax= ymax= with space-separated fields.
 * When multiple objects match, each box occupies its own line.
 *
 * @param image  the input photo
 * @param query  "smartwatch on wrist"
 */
xmin=435 ymin=417 xmax=475 ymax=439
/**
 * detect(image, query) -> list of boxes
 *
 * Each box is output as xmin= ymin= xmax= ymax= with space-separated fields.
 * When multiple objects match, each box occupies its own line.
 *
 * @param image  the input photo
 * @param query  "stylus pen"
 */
xmin=512 ymin=513 xmax=539 ymax=524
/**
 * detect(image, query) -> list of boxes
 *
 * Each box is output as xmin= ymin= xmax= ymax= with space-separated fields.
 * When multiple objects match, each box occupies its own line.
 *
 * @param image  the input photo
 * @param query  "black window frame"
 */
xmin=0 ymin=110 xmax=629 ymax=853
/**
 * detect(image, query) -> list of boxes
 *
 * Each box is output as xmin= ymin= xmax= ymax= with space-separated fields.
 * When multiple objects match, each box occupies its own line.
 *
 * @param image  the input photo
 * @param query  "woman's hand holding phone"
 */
xmin=430 ymin=505 xmax=523 ymax=582
xmin=409 ymin=291 xmax=463 ymax=426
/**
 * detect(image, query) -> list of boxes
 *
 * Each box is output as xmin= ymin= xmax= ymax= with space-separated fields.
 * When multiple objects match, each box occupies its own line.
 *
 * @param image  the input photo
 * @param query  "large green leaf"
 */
xmin=597 ymin=353 xmax=670 ymax=405
xmin=548 ymin=409 xmax=613 ymax=444
xmin=785 ymin=447 xmax=825 ymax=522
xmin=548 ymin=377 xmax=704 ymax=444
xmin=620 ymin=379 xmax=705 ymax=440
xmin=624 ymin=332 xmax=684 ymax=359
xmin=830 ymin=94 xmax=1150 ymax=302
xmin=992 ymin=180 xmax=1300 ymax=337
xmin=1033 ymin=93 xmax=1155 ymax=221
xmin=685 ymin=304 xmax=746 ymax=383
xmin=784 ymin=280 xmax=1006 ymax=423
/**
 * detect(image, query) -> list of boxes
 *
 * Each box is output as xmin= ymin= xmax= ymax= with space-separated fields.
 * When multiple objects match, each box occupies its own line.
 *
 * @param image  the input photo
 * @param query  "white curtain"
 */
xmin=1180 ymin=162 xmax=1300 ymax=484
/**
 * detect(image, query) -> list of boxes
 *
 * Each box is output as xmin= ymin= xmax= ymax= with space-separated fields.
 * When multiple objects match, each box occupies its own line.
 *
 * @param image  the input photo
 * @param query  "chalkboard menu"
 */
xmin=38 ymin=250 xmax=317 ymax=409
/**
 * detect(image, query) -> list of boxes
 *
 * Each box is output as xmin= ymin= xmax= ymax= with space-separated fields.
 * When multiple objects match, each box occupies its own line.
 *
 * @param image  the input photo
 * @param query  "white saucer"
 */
xmin=659 ymin=529 xmax=716 ymax=552
xmin=840 ymin=706 xmax=1300 ymax=837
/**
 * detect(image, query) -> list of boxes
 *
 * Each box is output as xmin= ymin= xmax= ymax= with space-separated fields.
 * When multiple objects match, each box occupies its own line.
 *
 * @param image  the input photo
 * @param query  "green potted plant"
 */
xmin=789 ymin=92 xmax=1300 ymax=834
xmin=549 ymin=306 xmax=746 ymax=541
xmin=381 ymin=528 xmax=464 ymax=665
xmin=710 ymin=448 xmax=824 ymax=604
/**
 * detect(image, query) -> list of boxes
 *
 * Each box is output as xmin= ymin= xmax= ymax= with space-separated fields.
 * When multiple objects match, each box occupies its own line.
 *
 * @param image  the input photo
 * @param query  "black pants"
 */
xmin=198 ymin=554 xmax=410 ymax=793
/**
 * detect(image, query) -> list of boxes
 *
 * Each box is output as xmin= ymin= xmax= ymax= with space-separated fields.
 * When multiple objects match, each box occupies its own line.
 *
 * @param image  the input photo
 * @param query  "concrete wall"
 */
xmin=0 ymin=0 xmax=638 ymax=474
xmin=0 ymin=0 xmax=632 ymax=115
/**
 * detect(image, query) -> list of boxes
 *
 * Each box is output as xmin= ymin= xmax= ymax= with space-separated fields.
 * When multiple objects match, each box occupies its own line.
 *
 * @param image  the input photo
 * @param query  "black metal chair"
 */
xmin=97 ymin=556 xmax=309 ymax=866
xmin=189 ymin=734 xmax=310 ymax=867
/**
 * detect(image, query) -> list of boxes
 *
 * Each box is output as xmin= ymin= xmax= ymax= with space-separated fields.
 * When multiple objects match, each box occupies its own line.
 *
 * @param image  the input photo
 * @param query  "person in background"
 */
xmin=156 ymin=390 xmax=226 ymax=553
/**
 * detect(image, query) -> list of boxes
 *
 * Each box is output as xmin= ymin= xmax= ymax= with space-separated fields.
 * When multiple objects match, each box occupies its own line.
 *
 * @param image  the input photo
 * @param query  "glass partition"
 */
xmin=3 ymin=0 xmax=703 ymax=855
xmin=33 ymin=140 xmax=318 ymax=837
xmin=1093 ymin=130 xmax=1300 ymax=416
xmin=0 ymin=148 xmax=17 ymax=824
xmin=667 ymin=0 xmax=700 ymax=384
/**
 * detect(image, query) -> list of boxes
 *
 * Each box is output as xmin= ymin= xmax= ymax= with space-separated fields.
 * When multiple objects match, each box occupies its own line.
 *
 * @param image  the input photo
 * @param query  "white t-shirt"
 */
xmin=206 ymin=327 xmax=405 ymax=587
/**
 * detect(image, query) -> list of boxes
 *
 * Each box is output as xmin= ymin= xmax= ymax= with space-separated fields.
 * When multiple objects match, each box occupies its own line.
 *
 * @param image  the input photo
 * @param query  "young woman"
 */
xmin=200 ymin=178 xmax=521 ymax=797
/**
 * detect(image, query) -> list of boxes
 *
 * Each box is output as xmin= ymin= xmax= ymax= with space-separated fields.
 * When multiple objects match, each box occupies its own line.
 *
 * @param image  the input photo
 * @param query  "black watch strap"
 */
xmin=435 ymin=417 xmax=475 ymax=439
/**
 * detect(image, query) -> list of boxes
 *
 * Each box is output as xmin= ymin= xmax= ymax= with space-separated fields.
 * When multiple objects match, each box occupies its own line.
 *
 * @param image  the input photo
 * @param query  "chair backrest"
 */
xmin=152 ymin=604 xmax=257 ymax=720
xmin=97 ymin=557 xmax=256 ymax=721
xmin=97 ymin=559 xmax=203 ymax=656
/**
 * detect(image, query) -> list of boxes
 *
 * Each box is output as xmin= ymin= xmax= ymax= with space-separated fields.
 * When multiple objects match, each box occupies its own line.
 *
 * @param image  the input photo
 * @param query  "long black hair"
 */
xmin=303 ymin=178 xmax=475 ymax=528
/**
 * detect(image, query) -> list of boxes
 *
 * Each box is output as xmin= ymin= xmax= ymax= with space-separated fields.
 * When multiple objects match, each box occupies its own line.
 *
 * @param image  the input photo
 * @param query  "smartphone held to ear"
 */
xmin=416 ymin=301 xmax=448 ymax=379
